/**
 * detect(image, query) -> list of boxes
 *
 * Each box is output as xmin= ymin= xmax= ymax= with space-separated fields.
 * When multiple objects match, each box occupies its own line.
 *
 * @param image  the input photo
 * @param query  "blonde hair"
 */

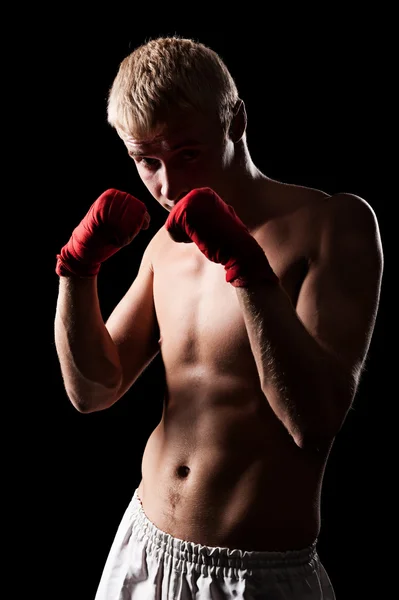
xmin=107 ymin=36 xmax=240 ymax=141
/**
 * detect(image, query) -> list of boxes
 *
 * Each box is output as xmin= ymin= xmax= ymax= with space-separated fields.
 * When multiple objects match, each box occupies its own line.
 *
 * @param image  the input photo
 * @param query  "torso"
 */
xmin=138 ymin=178 xmax=334 ymax=551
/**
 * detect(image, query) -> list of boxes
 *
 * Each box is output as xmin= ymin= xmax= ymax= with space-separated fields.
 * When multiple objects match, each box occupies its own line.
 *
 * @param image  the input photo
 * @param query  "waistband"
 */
xmin=130 ymin=489 xmax=318 ymax=574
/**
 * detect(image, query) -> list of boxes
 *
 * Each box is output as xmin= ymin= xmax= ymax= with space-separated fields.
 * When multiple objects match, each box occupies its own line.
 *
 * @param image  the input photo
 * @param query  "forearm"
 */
xmin=54 ymin=276 xmax=123 ymax=413
xmin=236 ymin=281 xmax=352 ymax=447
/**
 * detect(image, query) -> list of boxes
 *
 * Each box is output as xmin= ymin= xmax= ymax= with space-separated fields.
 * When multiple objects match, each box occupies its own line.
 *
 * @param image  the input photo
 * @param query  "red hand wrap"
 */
xmin=165 ymin=187 xmax=279 ymax=287
xmin=56 ymin=188 xmax=148 ymax=277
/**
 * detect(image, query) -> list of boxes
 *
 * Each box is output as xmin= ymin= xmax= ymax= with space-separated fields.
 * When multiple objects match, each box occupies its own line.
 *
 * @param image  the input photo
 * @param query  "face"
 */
xmin=123 ymin=111 xmax=234 ymax=211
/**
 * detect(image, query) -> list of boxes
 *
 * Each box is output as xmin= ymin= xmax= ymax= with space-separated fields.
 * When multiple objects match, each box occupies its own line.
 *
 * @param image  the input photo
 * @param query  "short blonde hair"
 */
xmin=107 ymin=36 xmax=240 ymax=141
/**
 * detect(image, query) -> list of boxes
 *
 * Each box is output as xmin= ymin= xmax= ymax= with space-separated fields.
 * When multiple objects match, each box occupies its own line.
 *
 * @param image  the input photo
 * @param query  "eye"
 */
xmin=181 ymin=150 xmax=200 ymax=161
xmin=129 ymin=154 xmax=160 ymax=170
xmin=139 ymin=157 xmax=159 ymax=169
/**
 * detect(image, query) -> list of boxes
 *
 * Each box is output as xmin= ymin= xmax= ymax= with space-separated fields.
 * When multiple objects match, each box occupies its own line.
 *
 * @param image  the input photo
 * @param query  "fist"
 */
xmin=165 ymin=187 xmax=278 ymax=287
xmin=56 ymin=188 xmax=150 ymax=277
xmin=165 ymin=187 xmax=254 ymax=265
xmin=81 ymin=188 xmax=150 ymax=249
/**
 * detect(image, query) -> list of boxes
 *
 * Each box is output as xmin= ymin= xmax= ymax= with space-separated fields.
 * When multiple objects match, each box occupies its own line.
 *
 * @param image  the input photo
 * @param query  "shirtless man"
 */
xmin=54 ymin=36 xmax=384 ymax=599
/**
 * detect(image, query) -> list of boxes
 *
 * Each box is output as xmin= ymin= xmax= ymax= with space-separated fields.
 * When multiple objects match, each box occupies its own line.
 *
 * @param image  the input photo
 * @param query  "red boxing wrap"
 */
xmin=56 ymin=188 xmax=148 ymax=277
xmin=165 ymin=187 xmax=279 ymax=287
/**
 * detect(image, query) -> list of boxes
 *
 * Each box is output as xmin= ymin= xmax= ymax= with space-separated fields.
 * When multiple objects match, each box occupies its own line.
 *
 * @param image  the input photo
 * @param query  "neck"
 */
xmin=219 ymin=139 xmax=271 ymax=229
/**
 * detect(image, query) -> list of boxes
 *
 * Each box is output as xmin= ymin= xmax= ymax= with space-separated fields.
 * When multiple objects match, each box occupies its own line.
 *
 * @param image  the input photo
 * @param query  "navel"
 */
xmin=176 ymin=465 xmax=191 ymax=478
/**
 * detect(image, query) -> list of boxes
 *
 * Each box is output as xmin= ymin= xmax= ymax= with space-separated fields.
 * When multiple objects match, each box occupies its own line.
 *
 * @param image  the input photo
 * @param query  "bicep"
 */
xmin=105 ymin=240 xmax=160 ymax=397
xmin=296 ymin=195 xmax=384 ymax=386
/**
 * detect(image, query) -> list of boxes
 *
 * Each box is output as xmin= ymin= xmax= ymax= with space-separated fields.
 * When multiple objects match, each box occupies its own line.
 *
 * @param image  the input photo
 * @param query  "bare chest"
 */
xmin=153 ymin=224 xmax=310 ymax=371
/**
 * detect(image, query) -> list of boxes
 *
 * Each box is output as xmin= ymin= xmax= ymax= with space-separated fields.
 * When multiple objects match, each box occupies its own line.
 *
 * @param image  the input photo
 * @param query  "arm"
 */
xmin=54 ymin=188 xmax=159 ymax=413
xmin=235 ymin=193 xmax=383 ymax=448
xmin=165 ymin=188 xmax=384 ymax=449
xmin=54 ymin=240 xmax=160 ymax=413
xmin=55 ymin=275 xmax=122 ymax=413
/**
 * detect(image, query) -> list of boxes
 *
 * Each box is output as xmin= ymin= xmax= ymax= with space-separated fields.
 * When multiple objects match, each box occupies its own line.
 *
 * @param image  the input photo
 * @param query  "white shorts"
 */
xmin=94 ymin=489 xmax=336 ymax=599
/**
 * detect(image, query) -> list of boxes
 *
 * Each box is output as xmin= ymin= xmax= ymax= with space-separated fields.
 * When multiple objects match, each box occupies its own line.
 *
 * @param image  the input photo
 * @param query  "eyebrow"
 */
xmin=127 ymin=139 xmax=201 ymax=157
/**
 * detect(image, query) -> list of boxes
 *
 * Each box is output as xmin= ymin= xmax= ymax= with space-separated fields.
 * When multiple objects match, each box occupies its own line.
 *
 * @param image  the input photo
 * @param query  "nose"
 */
xmin=160 ymin=166 xmax=188 ymax=204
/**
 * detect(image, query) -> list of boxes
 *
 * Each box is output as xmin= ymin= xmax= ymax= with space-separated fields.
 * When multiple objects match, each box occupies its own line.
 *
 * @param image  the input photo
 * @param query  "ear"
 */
xmin=228 ymin=99 xmax=247 ymax=143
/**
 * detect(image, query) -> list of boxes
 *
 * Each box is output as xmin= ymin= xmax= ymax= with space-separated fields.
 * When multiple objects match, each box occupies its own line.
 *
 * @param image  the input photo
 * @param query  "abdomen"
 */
xmin=139 ymin=365 xmax=327 ymax=551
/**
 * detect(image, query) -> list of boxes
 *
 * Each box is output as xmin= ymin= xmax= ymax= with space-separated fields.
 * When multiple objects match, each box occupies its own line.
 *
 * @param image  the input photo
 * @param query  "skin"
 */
xmin=54 ymin=102 xmax=383 ymax=551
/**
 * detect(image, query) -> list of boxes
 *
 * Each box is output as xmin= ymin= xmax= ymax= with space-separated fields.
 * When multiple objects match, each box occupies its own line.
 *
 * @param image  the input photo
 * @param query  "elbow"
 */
xmin=69 ymin=392 xmax=118 ymax=414
xmin=67 ymin=391 xmax=99 ymax=414
xmin=292 ymin=413 xmax=338 ymax=451
xmin=291 ymin=411 xmax=336 ymax=450
xmin=293 ymin=425 xmax=336 ymax=452
xmin=72 ymin=402 xmax=92 ymax=414
xmin=66 ymin=378 xmax=122 ymax=414
xmin=293 ymin=387 xmax=355 ymax=451
xmin=70 ymin=395 xmax=97 ymax=414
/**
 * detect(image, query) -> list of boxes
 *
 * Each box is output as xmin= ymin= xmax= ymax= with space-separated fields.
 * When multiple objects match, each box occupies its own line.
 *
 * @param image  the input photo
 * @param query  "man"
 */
xmin=54 ymin=36 xmax=383 ymax=599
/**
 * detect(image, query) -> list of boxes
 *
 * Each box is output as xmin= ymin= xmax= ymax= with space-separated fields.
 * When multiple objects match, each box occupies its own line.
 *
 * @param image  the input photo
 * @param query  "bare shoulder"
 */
xmin=266 ymin=181 xmax=384 ymax=285
xmin=324 ymin=191 xmax=380 ymax=221
xmin=279 ymin=181 xmax=383 ymax=251
xmin=140 ymin=223 xmax=171 ymax=269
xmin=321 ymin=192 xmax=383 ymax=257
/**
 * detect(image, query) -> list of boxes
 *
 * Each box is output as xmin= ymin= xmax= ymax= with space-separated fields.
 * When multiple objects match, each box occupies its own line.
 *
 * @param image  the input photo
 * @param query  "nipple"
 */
xmin=176 ymin=465 xmax=190 ymax=478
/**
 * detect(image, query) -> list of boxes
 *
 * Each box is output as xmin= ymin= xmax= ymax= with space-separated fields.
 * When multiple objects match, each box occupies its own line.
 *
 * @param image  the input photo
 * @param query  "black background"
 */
xmin=18 ymin=21 xmax=391 ymax=600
